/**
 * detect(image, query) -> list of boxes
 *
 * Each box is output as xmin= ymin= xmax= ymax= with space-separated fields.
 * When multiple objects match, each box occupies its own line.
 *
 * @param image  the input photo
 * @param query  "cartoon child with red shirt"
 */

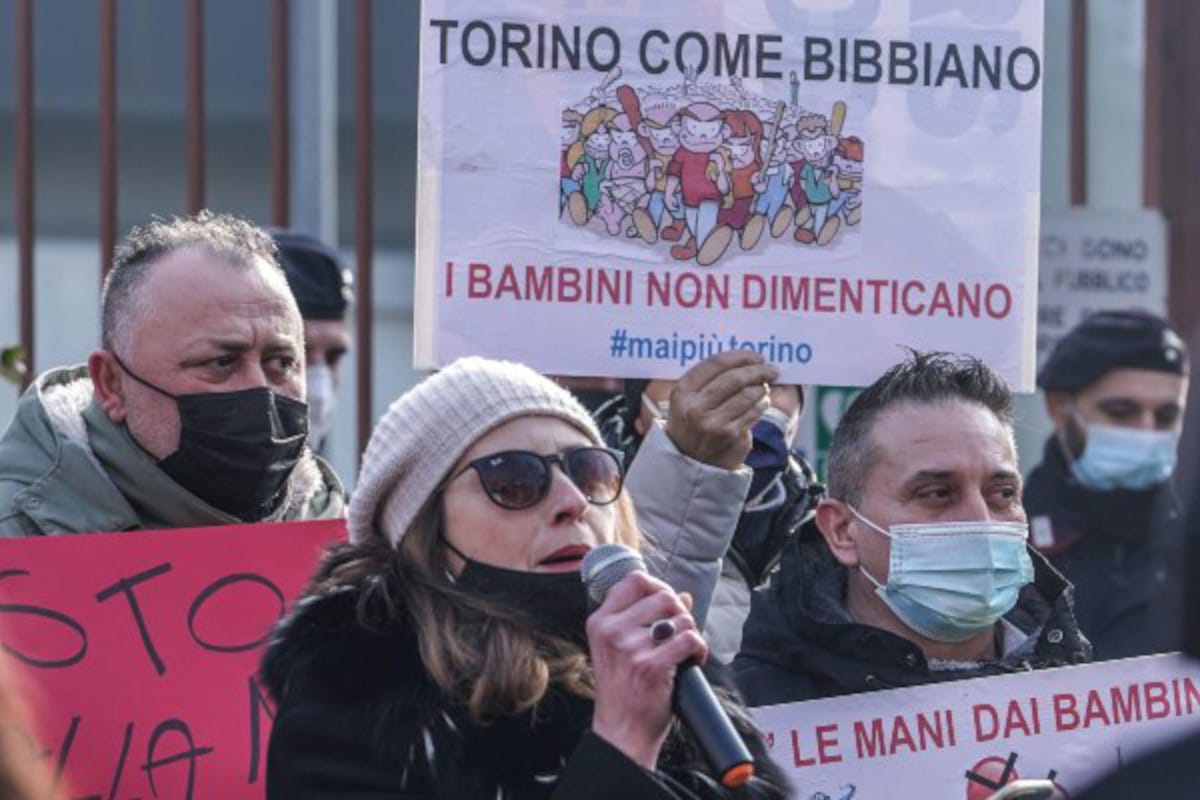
xmin=664 ymin=102 xmax=733 ymax=266
xmin=716 ymin=109 xmax=766 ymax=252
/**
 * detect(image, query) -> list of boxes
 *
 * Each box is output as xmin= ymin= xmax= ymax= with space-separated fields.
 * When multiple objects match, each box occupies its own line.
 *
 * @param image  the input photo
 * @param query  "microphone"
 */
xmin=581 ymin=544 xmax=756 ymax=788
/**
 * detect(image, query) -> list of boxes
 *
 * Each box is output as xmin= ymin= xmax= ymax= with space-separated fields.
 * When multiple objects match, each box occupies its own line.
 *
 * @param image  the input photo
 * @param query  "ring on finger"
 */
xmin=650 ymin=618 xmax=678 ymax=644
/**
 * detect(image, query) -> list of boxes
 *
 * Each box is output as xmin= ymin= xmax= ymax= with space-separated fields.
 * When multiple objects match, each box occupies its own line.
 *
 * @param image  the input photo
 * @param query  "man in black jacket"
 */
xmin=1024 ymin=310 xmax=1188 ymax=660
xmin=734 ymin=352 xmax=1090 ymax=706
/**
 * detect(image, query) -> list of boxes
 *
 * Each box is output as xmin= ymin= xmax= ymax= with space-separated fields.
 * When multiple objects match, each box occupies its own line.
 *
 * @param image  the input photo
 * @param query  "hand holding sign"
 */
xmin=665 ymin=351 xmax=778 ymax=470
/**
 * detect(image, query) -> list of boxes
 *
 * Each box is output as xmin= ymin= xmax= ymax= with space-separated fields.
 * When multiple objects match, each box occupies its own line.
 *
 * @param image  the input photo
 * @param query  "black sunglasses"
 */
xmin=454 ymin=447 xmax=625 ymax=511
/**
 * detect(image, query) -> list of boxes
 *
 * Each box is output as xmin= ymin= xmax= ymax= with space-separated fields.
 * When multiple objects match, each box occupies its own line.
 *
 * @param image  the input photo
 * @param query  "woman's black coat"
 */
xmin=260 ymin=585 xmax=789 ymax=799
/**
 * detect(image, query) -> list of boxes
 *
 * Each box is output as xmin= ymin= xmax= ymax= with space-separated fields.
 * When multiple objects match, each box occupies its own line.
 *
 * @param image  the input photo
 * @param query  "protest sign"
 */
xmin=0 ymin=519 xmax=344 ymax=799
xmin=415 ymin=1 xmax=1045 ymax=388
xmin=1036 ymin=209 xmax=1168 ymax=366
xmin=750 ymin=653 xmax=1200 ymax=799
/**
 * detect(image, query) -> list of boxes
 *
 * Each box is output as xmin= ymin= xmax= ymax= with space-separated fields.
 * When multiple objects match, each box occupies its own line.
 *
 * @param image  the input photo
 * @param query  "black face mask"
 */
xmin=447 ymin=540 xmax=590 ymax=645
xmin=113 ymin=355 xmax=309 ymax=520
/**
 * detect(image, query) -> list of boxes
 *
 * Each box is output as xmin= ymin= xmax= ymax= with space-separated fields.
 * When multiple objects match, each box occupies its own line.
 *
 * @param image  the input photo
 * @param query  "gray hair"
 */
xmin=826 ymin=351 xmax=1014 ymax=506
xmin=100 ymin=210 xmax=283 ymax=352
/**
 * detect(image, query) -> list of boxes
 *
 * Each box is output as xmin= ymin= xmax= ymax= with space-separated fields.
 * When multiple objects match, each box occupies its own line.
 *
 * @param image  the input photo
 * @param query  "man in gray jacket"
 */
xmin=0 ymin=211 xmax=345 ymax=537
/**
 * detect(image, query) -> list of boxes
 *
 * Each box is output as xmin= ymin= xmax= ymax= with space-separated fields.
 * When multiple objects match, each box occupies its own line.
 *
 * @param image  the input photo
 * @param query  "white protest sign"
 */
xmin=1036 ymin=209 xmax=1168 ymax=367
xmin=749 ymin=653 xmax=1200 ymax=799
xmin=415 ymin=1 xmax=1044 ymax=388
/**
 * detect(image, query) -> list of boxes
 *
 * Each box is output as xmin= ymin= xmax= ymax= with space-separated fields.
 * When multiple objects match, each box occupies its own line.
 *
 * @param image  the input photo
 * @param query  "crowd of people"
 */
xmin=0 ymin=210 xmax=1193 ymax=798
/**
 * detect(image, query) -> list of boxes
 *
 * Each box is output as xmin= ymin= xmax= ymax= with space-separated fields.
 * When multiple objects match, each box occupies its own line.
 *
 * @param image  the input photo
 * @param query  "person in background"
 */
xmin=734 ymin=352 xmax=1090 ymax=706
xmin=1025 ymin=309 xmax=1189 ymax=660
xmin=270 ymin=229 xmax=354 ymax=454
xmin=620 ymin=352 xmax=822 ymax=663
xmin=1077 ymin=324 xmax=1200 ymax=798
xmin=0 ymin=211 xmax=344 ymax=536
xmin=262 ymin=356 xmax=787 ymax=798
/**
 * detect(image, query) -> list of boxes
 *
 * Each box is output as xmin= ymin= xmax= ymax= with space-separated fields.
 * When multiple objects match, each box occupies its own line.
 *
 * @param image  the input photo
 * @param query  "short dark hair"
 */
xmin=826 ymin=351 xmax=1014 ymax=505
xmin=100 ymin=210 xmax=282 ymax=351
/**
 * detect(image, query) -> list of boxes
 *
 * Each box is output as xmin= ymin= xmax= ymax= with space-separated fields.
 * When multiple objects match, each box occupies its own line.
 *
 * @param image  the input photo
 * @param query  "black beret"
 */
xmin=269 ymin=229 xmax=353 ymax=321
xmin=1037 ymin=309 xmax=1188 ymax=392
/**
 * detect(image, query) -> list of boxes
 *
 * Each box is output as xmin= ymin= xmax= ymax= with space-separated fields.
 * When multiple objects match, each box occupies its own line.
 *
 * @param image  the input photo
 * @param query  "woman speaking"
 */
xmin=261 ymin=357 xmax=786 ymax=798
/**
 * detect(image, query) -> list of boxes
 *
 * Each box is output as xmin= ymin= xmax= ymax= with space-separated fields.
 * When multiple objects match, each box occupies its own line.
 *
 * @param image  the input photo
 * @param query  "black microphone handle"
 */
xmin=581 ymin=544 xmax=755 ymax=787
xmin=673 ymin=661 xmax=755 ymax=787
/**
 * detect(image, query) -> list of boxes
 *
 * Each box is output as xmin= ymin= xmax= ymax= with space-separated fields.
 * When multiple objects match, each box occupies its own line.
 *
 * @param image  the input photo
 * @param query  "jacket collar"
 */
xmin=738 ymin=529 xmax=1091 ymax=695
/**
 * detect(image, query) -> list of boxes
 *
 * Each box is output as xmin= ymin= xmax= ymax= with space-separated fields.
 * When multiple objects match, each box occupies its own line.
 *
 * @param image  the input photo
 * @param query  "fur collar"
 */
xmin=262 ymin=583 xmax=789 ymax=798
xmin=262 ymin=586 xmax=600 ymax=796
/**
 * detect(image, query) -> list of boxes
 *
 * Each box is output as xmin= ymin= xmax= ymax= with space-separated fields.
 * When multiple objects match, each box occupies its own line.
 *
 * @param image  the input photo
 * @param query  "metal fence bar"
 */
xmin=355 ymin=0 xmax=375 ymax=460
xmin=1070 ymin=0 xmax=1087 ymax=206
xmin=186 ymin=0 xmax=206 ymax=213
xmin=15 ymin=0 xmax=35 ymax=390
xmin=100 ymin=0 xmax=118 ymax=276
xmin=270 ymin=0 xmax=290 ymax=227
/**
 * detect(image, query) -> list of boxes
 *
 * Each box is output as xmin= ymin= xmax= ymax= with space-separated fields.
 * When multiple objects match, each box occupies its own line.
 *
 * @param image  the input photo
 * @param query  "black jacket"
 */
xmin=731 ymin=532 xmax=1092 ymax=707
xmin=261 ymin=585 xmax=789 ymax=799
xmin=1024 ymin=436 xmax=1184 ymax=660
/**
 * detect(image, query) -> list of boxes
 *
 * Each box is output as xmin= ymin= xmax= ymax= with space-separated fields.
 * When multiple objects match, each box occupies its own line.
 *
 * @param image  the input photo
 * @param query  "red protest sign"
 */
xmin=0 ymin=519 xmax=345 ymax=799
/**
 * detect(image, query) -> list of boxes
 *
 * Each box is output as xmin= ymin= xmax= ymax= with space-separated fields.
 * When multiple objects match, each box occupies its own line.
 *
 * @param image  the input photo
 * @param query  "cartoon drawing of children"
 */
xmin=752 ymin=120 xmax=796 ymax=239
xmin=566 ymin=106 xmax=617 ymax=226
xmin=793 ymin=113 xmax=851 ymax=246
xmin=560 ymin=108 xmax=583 ymax=215
xmin=630 ymin=97 xmax=685 ymax=244
xmin=664 ymin=102 xmax=733 ymax=266
xmin=833 ymin=135 xmax=864 ymax=227
xmin=596 ymin=113 xmax=651 ymax=236
xmin=715 ymin=109 xmax=766 ymax=252
xmin=786 ymin=121 xmax=814 ymax=242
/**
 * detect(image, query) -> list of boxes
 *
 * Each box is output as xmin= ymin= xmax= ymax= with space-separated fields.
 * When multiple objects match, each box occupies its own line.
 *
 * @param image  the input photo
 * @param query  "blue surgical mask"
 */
xmin=1069 ymin=420 xmax=1179 ymax=491
xmin=306 ymin=363 xmax=337 ymax=452
xmin=849 ymin=506 xmax=1034 ymax=643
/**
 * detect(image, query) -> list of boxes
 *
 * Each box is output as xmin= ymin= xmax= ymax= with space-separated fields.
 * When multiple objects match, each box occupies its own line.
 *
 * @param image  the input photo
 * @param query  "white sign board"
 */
xmin=415 ymin=1 xmax=1045 ymax=388
xmin=750 ymin=653 xmax=1200 ymax=799
xmin=1037 ymin=209 xmax=1169 ymax=367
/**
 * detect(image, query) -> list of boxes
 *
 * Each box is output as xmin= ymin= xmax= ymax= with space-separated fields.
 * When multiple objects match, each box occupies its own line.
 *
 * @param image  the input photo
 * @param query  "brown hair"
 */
xmin=723 ymin=109 xmax=763 ymax=153
xmin=317 ymin=492 xmax=641 ymax=724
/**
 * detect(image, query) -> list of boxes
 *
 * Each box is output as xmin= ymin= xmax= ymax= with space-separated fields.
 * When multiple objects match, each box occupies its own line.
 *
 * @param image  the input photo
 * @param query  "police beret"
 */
xmin=1037 ymin=309 xmax=1188 ymax=392
xmin=270 ymin=229 xmax=353 ymax=321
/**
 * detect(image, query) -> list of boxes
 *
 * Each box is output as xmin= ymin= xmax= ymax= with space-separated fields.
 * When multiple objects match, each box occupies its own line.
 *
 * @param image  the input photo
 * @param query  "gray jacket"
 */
xmin=0 ymin=366 xmax=345 ymax=537
xmin=625 ymin=423 xmax=752 ymax=660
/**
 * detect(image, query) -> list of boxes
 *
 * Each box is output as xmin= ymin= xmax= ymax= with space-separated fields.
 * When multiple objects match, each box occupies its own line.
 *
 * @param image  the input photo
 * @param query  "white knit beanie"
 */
xmin=349 ymin=356 xmax=603 ymax=546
